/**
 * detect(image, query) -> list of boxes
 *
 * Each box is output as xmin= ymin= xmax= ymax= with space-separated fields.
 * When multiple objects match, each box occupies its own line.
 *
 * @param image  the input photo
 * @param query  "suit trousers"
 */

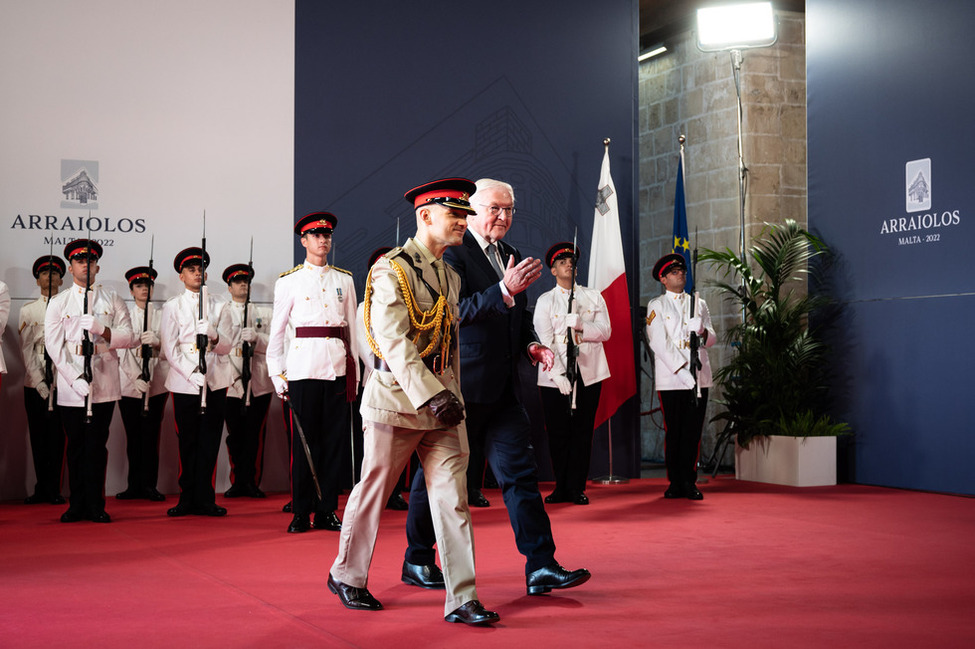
xmin=118 ymin=393 xmax=168 ymax=493
xmin=539 ymin=381 xmax=602 ymax=496
xmin=24 ymin=387 xmax=65 ymax=499
xmin=172 ymin=389 xmax=227 ymax=509
xmin=332 ymin=420 xmax=477 ymax=616
xmin=658 ymin=388 xmax=709 ymax=487
xmin=407 ymin=384 xmax=557 ymax=574
xmin=225 ymin=392 xmax=272 ymax=487
xmin=61 ymin=401 xmax=115 ymax=515
xmin=288 ymin=379 xmax=347 ymax=515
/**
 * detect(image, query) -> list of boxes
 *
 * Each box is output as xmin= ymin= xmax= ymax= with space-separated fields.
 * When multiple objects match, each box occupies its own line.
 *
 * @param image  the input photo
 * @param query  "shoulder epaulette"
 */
xmin=279 ymin=264 xmax=302 ymax=278
xmin=331 ymin=266 xmax=353 ymax=277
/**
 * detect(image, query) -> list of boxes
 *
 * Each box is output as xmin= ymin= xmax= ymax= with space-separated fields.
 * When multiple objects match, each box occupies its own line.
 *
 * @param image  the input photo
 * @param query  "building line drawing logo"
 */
xmin=61 ymin=159 xmax=99 ymax=209
xmin=905 ymin=158 xmax=930 ymax=213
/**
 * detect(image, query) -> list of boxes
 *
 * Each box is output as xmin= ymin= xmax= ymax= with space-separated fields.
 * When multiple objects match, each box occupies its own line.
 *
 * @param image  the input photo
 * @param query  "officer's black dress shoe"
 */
xmin=167 ymin=502 xmax=193 ymax=517
xmin=544 ymin=490 xmax=568 ymax=504
xmin=664 ymin=483 xmax=684 ymax=499
xmin=386 ymin=492 xmax=408 ymax=510
xmin=245 ymin=484 xmax=266 ymax=498
xmin=526 ymin=563 xmax=592 ymax=595
xmin=60 ymin=508 xmax=86 ymax=523
xmin=115 ymin=489 xmax=141 ymax=500
xmin=445 ymin=600 xmax=500 ymax=625
xmin=327 ymin=573 xmax=383 ymax=610
xmin=24 ymin=493 xmax=47 ymax=505
xmin=468 ymin=489 xmax=490 ymax=508
xmin=196 ymin=504 xmax=227 ymax=517
xmin=282 ymin=500 xmax=293 ymax=513
xmin=402 ymin=561 xmax=445 ymax=590
xmin=685 ymin=484 xmax=704 ymax=500
xmin=224 ymin=484 xmax=247 ymax=498
xmin=571 ymin=492 xmax=590 ymax=505
xmin=89 ymin=510 xmax=112 ymax=523
xmin=145 ymin=488 xmax=166 ymax=502
xmin=314 ymin=511 xmax=342 ymax=531
xmin=288 ymin=513 xmax=311 ymax=533
xmin=50 ymin=494 xmax=66 ymax=505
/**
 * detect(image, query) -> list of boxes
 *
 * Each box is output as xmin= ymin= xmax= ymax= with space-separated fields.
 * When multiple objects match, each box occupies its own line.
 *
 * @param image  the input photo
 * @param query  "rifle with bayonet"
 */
xmin=82 ymin=229 xmax=94 ymax=423
xmin=564 ymin=230 xmax=580 ymax=401
xmin=44 ymin=240 xmax=56 ymax=413
xmin=240 ymin=237 xmax=254 ymax=412
xmin=688 ymin=230 xmax=702 ymax=402
xmin=141 ymin=236 xmax=154 ymax=415
xmin=198 ymin=212 xmax=209 ymax=414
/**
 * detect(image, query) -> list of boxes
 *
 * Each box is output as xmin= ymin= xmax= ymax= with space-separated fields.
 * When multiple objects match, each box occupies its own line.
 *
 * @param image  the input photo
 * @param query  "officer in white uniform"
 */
xmin=45 ymin=239 xmax=135 ymax=523
xmin=117 ymin=265 xmax=169 ymax=502
xmin=533 ymin=242 xmax=611 ymax=505
xmin=645 ymin=252 xmax=716 ymax=500
xmin=21 ymin=255 xmax=67 ymax=505
xmin=267 ymin=211 xmax=358 ymax=534
xmin=222 ymin=263 xmax=273 ymax=499
xmin=160 ymin=247 xmax=234 ymax=517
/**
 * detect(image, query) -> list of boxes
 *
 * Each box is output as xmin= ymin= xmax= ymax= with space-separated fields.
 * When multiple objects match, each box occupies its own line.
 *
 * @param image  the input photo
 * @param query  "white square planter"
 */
xmin=735 ymin=435 xmax=837 ymax=487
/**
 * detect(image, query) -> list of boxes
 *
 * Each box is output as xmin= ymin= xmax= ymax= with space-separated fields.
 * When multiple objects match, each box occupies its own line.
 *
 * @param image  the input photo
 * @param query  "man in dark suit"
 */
xmin=402 ymin=178 xmax=591 ymax=596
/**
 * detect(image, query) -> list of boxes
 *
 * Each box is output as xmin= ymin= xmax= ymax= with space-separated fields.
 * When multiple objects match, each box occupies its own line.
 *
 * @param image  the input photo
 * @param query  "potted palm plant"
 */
xmin=700 ymin=219 xmax=850 ymax=486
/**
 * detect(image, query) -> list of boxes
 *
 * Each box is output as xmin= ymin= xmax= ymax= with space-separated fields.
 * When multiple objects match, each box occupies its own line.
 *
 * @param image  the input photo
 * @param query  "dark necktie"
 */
xmin=486 ymin=243 xmax=504 ymax=279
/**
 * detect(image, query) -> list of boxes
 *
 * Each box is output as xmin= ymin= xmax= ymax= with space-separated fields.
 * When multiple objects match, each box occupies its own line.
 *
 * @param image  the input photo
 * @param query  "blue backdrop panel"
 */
xmin=294 ymin=0 xmax=640 ymax=478
xmin=808 ymin=0 xmax=975 ymax=494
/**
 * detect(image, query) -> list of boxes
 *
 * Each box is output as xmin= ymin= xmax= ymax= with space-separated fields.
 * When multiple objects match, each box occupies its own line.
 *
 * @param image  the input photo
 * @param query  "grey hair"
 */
xmin=473 ymin=178 xmax=516 ymax=205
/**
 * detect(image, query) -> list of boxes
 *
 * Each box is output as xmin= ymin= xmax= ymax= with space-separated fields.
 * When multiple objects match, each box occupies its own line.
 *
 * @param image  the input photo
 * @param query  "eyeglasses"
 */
xmin=476 ymin=203 xmax=516 ymax=217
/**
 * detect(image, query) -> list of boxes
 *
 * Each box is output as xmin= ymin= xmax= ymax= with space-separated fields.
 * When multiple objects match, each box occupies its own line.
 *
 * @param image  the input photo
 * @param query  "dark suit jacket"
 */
xmin=443 ymin=231 xmax=538 ymax=404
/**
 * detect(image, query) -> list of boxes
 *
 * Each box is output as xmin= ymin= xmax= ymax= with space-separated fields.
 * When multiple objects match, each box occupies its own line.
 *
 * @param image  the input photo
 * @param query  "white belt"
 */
xmin=177 ymin=342 xmax=210 ymax=354
xmin=73 ymin=343 xmax=110 ymax=355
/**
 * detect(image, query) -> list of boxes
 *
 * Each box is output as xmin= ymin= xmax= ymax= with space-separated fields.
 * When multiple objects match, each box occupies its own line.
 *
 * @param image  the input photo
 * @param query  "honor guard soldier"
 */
xmin=0 ymin=280 xmax=8 ymax=385
xmin=45 ymin=239 xmax=135 ymax=523
xmin=222 ymin=263 xmax=273 ymax=499
xmin=329 ymin=178 xmax=498 ymax=626
xmin=160 ymin=247 xmax=234 ymax=517
xmin=21 ymin=255 xmax=67 ymax=505
xmin=116 ymin=266 xmax=169 ymax=502
xmin=645 ymin=253 xmax=716 ymax=500
xmin=267 ymin=211 xmax=358 ymax=534
xmin=533 ymin=242 xmax=611 ymax=505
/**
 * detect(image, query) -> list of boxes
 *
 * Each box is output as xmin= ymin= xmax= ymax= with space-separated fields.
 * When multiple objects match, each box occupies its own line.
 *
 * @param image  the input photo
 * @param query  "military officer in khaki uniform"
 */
xmin=328 ymin=178 xmax=498 ymax=626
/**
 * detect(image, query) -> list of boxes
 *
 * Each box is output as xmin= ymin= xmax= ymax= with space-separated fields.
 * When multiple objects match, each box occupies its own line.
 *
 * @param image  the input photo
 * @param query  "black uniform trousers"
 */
xmin=61 ymin=401 xmax=115 ymax=516
xmin=288 ymin=378 xmax=347 ymax=516
xmin=658 ymin=388 xmax=709 ymax=488
xmin=172 ymin=389 xmax=226 ymax=510
xmin=24 ymin=387 xmax=66 ymax=500
xmin=539 ymin=381 xmax=602 ymax=497
xmin=118 ymin=393 xmax=168 ymax=494
xmin=406 ymin=382 xmax=557 ymax=574
xmin=225 ymin=392 xmax=272 ymax=488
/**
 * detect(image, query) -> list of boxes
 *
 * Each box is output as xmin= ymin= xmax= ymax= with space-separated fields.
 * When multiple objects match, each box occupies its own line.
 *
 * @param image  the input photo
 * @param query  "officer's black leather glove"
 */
xmin=427 ymin=389 xmax=465 ymax=428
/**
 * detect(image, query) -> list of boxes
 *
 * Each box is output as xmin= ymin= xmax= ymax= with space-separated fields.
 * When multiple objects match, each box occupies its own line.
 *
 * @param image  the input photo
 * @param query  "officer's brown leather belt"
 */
xmin=373 ymin=354 xmax=442 ymax=373
xmin=294 ymin=326 xmax=356 ymax=401
xmin=295 ymin=326 xmax=344 ymax=338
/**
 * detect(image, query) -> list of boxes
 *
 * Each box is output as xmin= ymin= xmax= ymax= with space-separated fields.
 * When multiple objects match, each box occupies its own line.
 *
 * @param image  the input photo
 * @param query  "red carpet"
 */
xmin=2 ymin=477 xmax=974 ymax=648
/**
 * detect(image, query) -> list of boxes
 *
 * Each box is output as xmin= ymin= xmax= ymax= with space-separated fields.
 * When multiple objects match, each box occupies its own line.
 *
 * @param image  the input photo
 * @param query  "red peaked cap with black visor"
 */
xmin=403 ymin=178 xmax=477 ymax=215
xmin=125 ymin=266 xmax=158 ymax=287
xmin=294 ymin=212 xmax=337 ymax=236
xmin=64 ymin=239 xmax=103 ymax=262
xmin=652 ymin=252 xmax=687 ymax=281
xmin=222 ymin=263 xmax=254 ymax=284
xmin=545 ymin=242 xmax=580 ymax=268
xmin=173 ymin=247 xmax=211 ymax=273
xmin=32 ymin=255 xmax=66 ymax=279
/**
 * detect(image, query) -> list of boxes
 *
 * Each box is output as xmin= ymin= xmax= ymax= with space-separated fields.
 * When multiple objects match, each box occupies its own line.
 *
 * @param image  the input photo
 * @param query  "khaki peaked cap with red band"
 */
xmin=222 ymin=263 xmax=254 ymax=284
xmin=652 ymin=253 xmax=687 ymax=281
xmin=173 ymin=247 xmax=211 ymax=273
xmin=294 ymin=212 xmax=337 ymax=236
xmin=125 ymin=266 xmax=158 ymax=286
xmin=403 ymin=177 xmax=477 ymax=215
xmin=64 ymin=239 xmax=103 ymax=262
xmin=32 ymin=255 xmax=66 ymax=279
xmin=545 ymin=242 xmax=580 ymax=268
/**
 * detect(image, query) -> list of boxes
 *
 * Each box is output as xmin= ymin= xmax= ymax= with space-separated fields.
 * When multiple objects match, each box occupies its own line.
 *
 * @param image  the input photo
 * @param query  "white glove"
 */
xmin=140 ymin=330 xmax=159 ymax=346
xmin=553 ymin=375 xmax=572 ymax=396
xmin=36 ymin=382 xmax=50 ymax=400
xmin=240 ymin=327 xmax=257 ymax=343
xmin=80 ymin=314 xmax=106 ymax=336
xmin=564 ymin=313 xmax=583 ymax=331
xmin=271 ymin=374 xmax=288 ymax=397
xmin=231 ymin=378 xmax=243 ymax=394
xmin=189 ymin=372 xmax=207 ymax=389
xmin=196 ymin=319 xmax=217 ymax=339
xmin=72 ymin=378 xmax=91 ymax=397
xmin=686 ymin=317 xmax=705 ymax=335
xmin=677 ymin=368 xmax=695 ymax=390
xmin=135 ymin=378 xmax=150 ymax=393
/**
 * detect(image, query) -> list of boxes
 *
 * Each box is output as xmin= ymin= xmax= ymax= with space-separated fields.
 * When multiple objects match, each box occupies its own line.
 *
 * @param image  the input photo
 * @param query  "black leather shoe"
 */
xmin=314 ymin=511 xmax=342 ymax=531
xmin=571 ymin=492 xmax=590 ymax=505
xmin=282 ymin=500 xmax=293 ymax=513
xmin=115 ymin=489 xmax=141 ymax=500
xmin=245 ymin=484 xmax=266 ymax=499
xmin=196 ymin=504 xmax=227 ymax=517
xmin=386 ymin=492 xmax=408 ymax=510
xmin=24 ymin=493 xmax=47 ymax=505
xmin=89 ymin=510 xmax=112 ymax=523
xmin=526 ymin=563 xmax=591 ymax=595
xmin=145 ymin=488 xmax=166 ymax=502
xmin=664 ymin=484 xmax=684 ymax=499
xmin=469 ymin=489 xmax=490 ymax=508
xmin=167 ymin=503 xmax=193 ymax=517
xmin=50 ymin=494 xmax=67 ymax=505
xmin=445 ymin=600 xmax=500 ymax=625
xmin=544 ymin=490 xmax=567 ymax=504
xmin=402 ymin=561 xmax=445 ymax=590
xmin=327 ymin=573 xmax=383 ymax=611
xmin=60 ymin=508 xmax=85 ymax=523
xmin=288 ymin=514 xmax=311 ymax=533
xmin=685 ymin=485 xmax=704 ymax=500
xmin=224 ymin=484 xmax=247 ymax=498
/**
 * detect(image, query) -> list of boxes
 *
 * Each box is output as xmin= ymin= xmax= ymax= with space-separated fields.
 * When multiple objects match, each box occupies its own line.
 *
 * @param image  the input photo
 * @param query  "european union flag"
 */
xmin=672 ymin=149 xmax=693 ymax=293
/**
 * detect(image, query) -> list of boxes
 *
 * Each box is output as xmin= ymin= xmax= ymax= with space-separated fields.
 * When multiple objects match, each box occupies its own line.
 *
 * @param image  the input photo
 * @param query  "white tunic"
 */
xmin=645 ymin=290 xmax=716 ymax=391
xmin=18 ymin=296 xmax=51 ymax=389
xmin=44 ymin=283 xmax=136 ymax=406
xmin=533 ymin=283 xmax=612 ymax=388
xmin=226 ymin=299 xmax=273 ymax=398
xmin=119 ymin=302 xmax=170 ymax=398
xmin=160 ymin=289 xmax=233 ymax=395
xmin=0 ymin=281 xmax=9 ymax=374
xmin=266 ymin=262 xmax=359 ymax=385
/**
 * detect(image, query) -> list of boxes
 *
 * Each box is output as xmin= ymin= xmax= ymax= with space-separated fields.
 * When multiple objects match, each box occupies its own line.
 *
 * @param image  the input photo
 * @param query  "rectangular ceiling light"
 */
xmin=697 ymin=2 xmax=776 ymax=51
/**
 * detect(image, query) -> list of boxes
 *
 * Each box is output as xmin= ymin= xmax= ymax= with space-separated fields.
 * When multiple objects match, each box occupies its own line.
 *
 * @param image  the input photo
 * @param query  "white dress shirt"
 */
xmin=226 ymin=299 xmax=273 ymax=398
xmin=534 ymin=283 xmax=612 ymax=388
xmin=645 ymin=290 xmax=716 ymax=391
xmin=160 ymin=288 xmax=233 ymax=395
xmin=119 ymin=302 xmax=170 ymax=398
